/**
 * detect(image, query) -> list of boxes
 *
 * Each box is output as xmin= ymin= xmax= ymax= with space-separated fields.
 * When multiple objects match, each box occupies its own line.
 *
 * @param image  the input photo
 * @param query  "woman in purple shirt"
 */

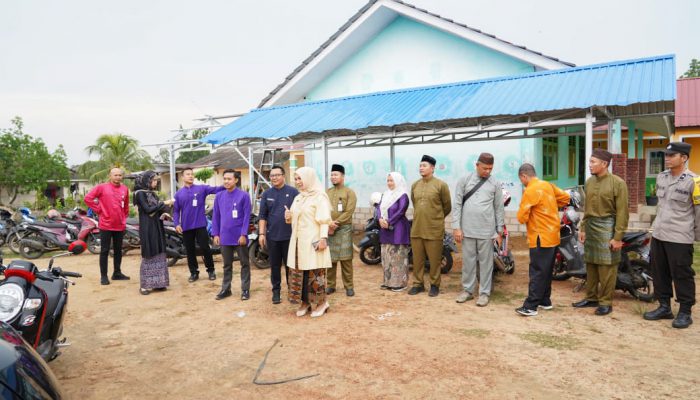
xmin=378 ymin=172 xmax=410 ymax=291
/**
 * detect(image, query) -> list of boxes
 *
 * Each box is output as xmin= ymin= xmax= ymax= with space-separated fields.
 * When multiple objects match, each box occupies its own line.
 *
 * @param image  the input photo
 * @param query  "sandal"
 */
xmin=140 ymin=288 xmax=151 ymax=295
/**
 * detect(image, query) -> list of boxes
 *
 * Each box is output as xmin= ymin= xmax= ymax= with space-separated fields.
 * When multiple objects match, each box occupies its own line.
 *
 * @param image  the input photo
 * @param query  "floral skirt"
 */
xmin=381 ymin=244 xmax=409 ymax=288
xmin=140 ymin=253 xmax=169 ymax=289
xmin=289 ymin=267 xmax=326 ymax=307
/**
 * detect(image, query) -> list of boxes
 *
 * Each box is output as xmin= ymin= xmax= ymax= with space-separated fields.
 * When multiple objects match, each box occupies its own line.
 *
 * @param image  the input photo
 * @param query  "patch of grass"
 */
xmin=631 ymin=302 xmax=649 ymax=317
xmin=459 ymin=328 xmax=490 ymax=339
xmin=489 ymin=289 xmax=526 ymax=305
xmin=519 ymin=332 xmax=581 ymax=350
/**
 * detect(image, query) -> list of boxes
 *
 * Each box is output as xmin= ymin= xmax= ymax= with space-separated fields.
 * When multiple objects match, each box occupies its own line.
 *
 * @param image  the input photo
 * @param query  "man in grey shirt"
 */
xmin=452 ymin=153 xmax=504 ymax=307
xmin=643 ymin=142 xmax=700 ymax=329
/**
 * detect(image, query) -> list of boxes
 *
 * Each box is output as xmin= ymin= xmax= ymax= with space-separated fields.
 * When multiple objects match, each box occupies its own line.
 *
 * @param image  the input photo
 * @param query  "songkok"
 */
xmin=421 ymin=155 xmax=436 ymax=166
xmin=591 ymin=149 xmax=613 ymax=164
xmin=331 ymin=164 xmax=345 ymax=174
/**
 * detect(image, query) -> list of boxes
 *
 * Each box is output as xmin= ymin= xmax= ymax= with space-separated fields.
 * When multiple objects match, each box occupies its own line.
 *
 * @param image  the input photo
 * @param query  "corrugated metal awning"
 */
xmin=676 ymin=77 xmax=700 ymax=128
xmin=204 ymin=54 xmax=676 ymax=145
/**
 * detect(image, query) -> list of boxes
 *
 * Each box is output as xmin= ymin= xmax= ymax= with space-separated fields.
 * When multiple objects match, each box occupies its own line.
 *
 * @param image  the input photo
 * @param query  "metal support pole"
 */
xmin=248 ymin=146 xmax=254 ymax=203
xmin=169 ymin=144 xmax=176 ymax=198
xmin=322 ymin=135 xmax=329 ymax=188
xmin=627 ymin=120 xmax=636 ymax=159
xmin=389 ymin=137 xmax=396 ymax=172
xmin=585 ymin=111 xmax=593 ymax=180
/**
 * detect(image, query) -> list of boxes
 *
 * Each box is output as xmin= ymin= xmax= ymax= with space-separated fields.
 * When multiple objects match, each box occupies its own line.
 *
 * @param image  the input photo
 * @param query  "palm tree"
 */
xmin=78 ymin=133 xmax=153 ymax=183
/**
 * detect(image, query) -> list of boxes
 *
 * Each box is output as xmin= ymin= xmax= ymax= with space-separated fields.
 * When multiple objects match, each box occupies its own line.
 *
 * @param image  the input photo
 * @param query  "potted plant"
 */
xmin=646 ymin=184 xmax=658 ymax=206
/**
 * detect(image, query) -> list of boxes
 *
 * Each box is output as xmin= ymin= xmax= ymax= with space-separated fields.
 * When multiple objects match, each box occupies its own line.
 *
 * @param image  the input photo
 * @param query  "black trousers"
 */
xmin=650 ymin=238 xmax=696 ymax=313
xmin=99 ymin=230 xmax=124 ymax=278
xmin=182 ymin=227 xmax=215 ymax=275
xmin=221 ymin=245 xmax=250 ymax=293
xmin=267 ymin=238 xmax=290 ymax=292
xmin=522 ymin=241 xmax=556 ymax=310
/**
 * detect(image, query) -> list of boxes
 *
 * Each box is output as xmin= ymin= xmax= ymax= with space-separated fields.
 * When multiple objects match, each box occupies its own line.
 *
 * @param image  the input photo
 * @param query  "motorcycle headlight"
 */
xmin=0 ymin=283 xmax=25 ymax=322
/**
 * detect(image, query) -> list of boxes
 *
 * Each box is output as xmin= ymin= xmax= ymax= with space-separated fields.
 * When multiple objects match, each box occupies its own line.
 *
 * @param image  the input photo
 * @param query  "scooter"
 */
xmin=358 ymin=196 xmax=456 ymax=274
xmin=18 ymin=219 xmax=85 ymax=260
xmin=49 ymin=209 xmax=100 ymax=254
xmin=247 ymin=213 xmax=270 ymax=269
xmin=553 ymin=189 xmax=654 ymax=302
xmin=0 ymin=240 xmax=85 ymax=362
xmin=5 ymin=208 xmax=39 ymax=255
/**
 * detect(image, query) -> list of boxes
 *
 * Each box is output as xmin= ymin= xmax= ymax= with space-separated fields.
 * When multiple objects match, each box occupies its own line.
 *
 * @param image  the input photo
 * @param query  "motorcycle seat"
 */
xmin=31 ymin=221 xmax=68 ymax=229
xmin=622 ymin=231 xmax=646 ymax=242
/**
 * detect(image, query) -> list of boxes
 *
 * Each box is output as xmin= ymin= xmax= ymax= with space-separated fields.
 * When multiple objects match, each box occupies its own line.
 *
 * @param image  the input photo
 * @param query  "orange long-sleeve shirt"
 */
xmin=516 ymin=178 xmax=570 ymax=248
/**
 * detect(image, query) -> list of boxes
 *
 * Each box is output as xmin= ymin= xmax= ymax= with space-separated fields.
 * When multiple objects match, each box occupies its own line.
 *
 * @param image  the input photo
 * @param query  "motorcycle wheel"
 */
xmin=87 ymin=234 xmax=101 ymax=254
xmin=19 ymin=235 xmax=45 ymax=260
xmin=167 ymin=256 xmax=179 ymax=267
xmin=359 ymin=243 xmax=381 ymax=265
xmin=629 ymin=259 xmax=654 ymax=302
xmin=249 ymin=241 xmax=270 ymax=269
xmin=439 ymin=248 xmax=453 ymax=274
xmin=552 ymin=257 xmax=571 ymax=281
xmin=7 ymin=230 xmax=28 ymax=254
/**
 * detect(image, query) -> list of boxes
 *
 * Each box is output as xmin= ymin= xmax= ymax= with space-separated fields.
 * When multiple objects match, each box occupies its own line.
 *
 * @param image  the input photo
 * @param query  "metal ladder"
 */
xmin=253 ymin=148 xmax=278 ymax=210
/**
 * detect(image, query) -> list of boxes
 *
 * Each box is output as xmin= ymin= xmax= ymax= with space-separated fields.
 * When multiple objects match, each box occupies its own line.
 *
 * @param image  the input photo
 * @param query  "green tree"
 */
xmin=0 ymin=117 xmax=71 ymax=204
xmin=78 ymin=133 xmax=153 ymax=183
xmin=194 ymin=168 xmax=214 ymax=182
xmin=681 ymin=59 xmax=700 ymax=78
xmin=175 ymin=127 xmax=211 ymax=163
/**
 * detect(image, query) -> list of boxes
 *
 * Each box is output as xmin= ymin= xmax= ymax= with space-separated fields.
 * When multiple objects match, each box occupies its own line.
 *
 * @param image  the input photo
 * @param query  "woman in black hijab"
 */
xmin=133 ymin=171 xmax=174 ymax=295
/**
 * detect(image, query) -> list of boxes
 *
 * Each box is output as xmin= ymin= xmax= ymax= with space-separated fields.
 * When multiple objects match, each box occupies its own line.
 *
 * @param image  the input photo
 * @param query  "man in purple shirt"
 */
xmin=174 ymin=167 xmax=225 ymax=282
xmin=212 ymin=170 xmax=252 ymax=300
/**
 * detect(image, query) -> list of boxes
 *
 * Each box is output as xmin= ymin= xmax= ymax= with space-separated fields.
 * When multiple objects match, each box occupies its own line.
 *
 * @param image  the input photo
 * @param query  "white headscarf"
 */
xmin=295 ymin=166 xmax=323 ymax=197
xmin=380 ymin=172 xmax=408 ymax=219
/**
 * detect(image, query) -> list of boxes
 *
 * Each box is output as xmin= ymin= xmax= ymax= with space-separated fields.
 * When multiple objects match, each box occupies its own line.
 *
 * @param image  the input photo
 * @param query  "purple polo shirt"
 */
xmin=211 ymin=188 xmax=251 ymax=246
xmin=173 ymin=184 xmax=225 ymax=231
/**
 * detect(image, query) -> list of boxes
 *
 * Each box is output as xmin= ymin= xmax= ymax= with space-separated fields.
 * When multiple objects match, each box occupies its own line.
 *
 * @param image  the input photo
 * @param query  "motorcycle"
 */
xmin=552 ymin=189 xmax=654 ymax=302
xmin=358 ymin=196 xmax=456 ymax=274
xmin=0 ymin=320 xmax=65 ymax=399
xmin=5 ymin=208 xmax=39 ymax=255
xmin=48 ymin=209 xmax=101 ymax=255
xmin=0 ymin=240 xmax=84 ymax=362
xmin=248 ymin=213 xmax=270 ymax=269
xmin=162 ymin=216 xmax=222 ymax=268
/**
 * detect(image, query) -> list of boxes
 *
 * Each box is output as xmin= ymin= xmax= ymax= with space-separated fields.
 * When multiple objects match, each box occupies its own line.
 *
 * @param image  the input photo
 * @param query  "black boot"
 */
xmin=643 ymin=299 xmax=674 ymax=321
xmin=272 ymin=290 xmax=281 ymax=304
xmin=672 ymin=312 xmax=693 ymax=329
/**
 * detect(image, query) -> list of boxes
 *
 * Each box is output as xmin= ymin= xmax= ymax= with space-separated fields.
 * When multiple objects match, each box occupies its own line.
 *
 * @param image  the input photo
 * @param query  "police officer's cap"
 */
xmin=664 ymin=142 xmax=691 ymax=156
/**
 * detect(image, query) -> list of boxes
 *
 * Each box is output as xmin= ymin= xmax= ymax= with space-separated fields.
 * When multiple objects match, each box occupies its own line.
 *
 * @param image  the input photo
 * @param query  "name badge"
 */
xmin=232 ymin=208 xmax=238 ymax=219
xmin=121 ymin=201 xmax=124 ymax=208
xmin=192 ymin=199 xmax=198 ymax=207
xmin=337 ymin=202 xmax=343 ymax=212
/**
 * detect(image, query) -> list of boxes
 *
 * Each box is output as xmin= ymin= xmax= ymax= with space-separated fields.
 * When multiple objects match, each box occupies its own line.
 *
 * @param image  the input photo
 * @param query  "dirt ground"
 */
xmin=10 ymin=236 xmax=699 ymax=399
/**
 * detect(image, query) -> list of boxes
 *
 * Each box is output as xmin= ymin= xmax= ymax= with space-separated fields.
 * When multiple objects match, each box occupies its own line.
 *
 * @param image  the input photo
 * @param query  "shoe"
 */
xmin=380 ymin=284 xmax=389 ymax=290
xmin=272 ymin=290 xmax=281 ymax=304
xmin=311 ymin=301 xmax=330 ymax=318
xmin=391 ymin=286 xmax=407 ymax=292
xmin=538 ymin=304 xmax=554 ymax=310
xmin=643 ymin=300 xmax=674 ymax=321
xmin=476 ymin=294 xmax=489 ymax=307
xmin=326 ymin=288 xmax=336 ymax=295
xmin=408 ymin=286 xmax=425 ymax=295
xmin=515 ymin=306 xmax=538 ymax=317
xmin=456 ymin=291 xmax=474 ymax=303
xmin=672 ymin=312 xmax=693 ymax=329
xmin=153 ymin=287 xmax=167 ymax=292
xmin=208 ymin=271 xmax=216 ymax=281
xmin=139 ymin=288 xmax=151 ymax=295
xmin=111 ymin=272 xmax=130 ymax=280
xmin=595 ymin=305 xmax=613 ymax=316
xmin=100 ymin=276 xmax=110 ymax=285
xmin=428 ymin=285 xmax=439 ymax=297
xmin=241 ymin=290 xmax=250 ymax=300
xmin=346 ymin=288 xmax=355 ymax=297
xmin=215 ymin=290 xmax=232 ymax=300
xmin=188 ymin=274 xmax=199 ymax=283
xmin=296 ymin=303 xmax=311 ymax=317
xmin=572 ymin=299 xmax=599 ymax=308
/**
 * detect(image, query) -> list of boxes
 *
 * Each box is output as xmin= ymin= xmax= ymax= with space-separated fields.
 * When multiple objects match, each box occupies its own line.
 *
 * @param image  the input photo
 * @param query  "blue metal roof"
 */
xmin=203 ymin=54 xmax=676 ymax=144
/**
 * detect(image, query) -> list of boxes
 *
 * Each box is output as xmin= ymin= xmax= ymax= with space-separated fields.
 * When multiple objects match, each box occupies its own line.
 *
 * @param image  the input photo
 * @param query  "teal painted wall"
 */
xmin=306 ymin=16 xmax=535 ymax=101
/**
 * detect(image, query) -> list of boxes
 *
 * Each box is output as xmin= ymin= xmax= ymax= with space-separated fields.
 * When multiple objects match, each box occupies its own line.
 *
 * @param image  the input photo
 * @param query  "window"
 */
xmin=647 ymin=150 xmax=664 ymax=176
xmin=543 ymin=137 xmax=558 ymax=180
xmin=568 ymin=136 xmax=578 ymax=177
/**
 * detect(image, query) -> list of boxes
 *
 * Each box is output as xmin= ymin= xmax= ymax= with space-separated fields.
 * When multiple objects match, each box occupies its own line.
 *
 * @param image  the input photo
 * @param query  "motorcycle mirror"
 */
xmin=68 ymin=240 xmax=87 ymax=255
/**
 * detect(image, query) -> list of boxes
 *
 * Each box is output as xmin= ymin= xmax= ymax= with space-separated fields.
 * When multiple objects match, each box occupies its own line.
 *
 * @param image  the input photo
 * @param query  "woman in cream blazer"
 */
xmin=285 ymin=167 xmax=332 ymax=318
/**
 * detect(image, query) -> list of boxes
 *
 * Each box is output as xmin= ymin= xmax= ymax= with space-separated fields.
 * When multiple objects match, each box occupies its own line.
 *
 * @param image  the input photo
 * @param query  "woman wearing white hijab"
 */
xmin=285 ymin=167 xmax=332 ymax=317
xmin=378 ymin=172 xmax=411 ymax=291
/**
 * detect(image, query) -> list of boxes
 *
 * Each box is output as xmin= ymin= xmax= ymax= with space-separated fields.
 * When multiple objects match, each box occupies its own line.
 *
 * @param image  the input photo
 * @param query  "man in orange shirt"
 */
xmin=515 ymin=163 xmax=570 ymax=316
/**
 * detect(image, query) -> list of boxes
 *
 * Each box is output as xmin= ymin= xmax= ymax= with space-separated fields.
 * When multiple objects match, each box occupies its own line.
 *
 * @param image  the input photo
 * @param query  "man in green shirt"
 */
xmin=409 ymin=155 xmax=452 ymax=297
xmin=572 ymin=149 xmax=629 ymax=316
xmin=326 ymin=164 xmax=357 ymax=297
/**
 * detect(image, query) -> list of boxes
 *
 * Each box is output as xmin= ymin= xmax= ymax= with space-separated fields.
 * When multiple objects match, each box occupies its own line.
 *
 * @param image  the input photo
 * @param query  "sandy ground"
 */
xmin=9 ymin=236 xmax=699 ymax=399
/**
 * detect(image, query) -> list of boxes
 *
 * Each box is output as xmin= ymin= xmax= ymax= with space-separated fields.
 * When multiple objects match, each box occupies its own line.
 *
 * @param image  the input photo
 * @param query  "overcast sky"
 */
xmin=1 ymin=0 xmax=697 ymax=165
